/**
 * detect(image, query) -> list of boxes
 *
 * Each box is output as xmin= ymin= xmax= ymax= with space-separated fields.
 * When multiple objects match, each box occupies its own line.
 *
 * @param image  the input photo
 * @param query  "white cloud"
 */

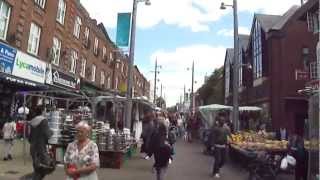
xmin=142 ymin=44 xmax=226 ymax=106
xmin=80 ymin=0 xmax=301 ymax=32
xmin=217 ymin=26 xmax=250 ymax=36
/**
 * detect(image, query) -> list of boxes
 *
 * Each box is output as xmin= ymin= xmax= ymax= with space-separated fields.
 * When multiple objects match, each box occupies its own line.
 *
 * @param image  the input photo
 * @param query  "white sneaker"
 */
xmin=214 ymin=173 xmax=220 ymax=178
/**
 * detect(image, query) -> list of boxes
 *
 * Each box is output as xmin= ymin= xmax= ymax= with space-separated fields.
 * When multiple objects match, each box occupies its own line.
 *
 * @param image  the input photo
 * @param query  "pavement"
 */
xmin=0 ymin=139 xmax=294 ymax=180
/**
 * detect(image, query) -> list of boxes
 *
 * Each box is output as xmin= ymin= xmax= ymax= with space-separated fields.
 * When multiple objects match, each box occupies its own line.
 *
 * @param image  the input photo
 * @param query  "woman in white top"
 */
xmin=2 ymin=118 xmax=16 ymax=161
xmin=64 ymin=121 xmax=100 ymax=180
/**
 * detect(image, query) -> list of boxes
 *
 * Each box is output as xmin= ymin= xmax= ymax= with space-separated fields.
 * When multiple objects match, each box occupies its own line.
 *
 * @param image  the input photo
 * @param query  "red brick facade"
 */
xmin=2 ymin=0 xmax=149 ymax=96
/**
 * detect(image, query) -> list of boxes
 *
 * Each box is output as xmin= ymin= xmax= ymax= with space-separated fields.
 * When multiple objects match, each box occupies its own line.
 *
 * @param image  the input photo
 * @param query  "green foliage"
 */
xmin=198 ymin=66 xmax=224 ymax=105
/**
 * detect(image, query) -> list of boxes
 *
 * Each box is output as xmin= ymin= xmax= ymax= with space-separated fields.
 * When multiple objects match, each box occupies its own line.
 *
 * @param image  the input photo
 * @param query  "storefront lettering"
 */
xmin=15 ymin=58 xmax=45 ymax=77
xmin=53 ymin=71 xmax=76 ymax=88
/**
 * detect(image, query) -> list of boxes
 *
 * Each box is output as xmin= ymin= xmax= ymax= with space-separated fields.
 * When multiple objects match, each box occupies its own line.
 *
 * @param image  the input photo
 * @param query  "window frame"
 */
xmin=309 ymin=61 xmax=318 ymax=80
xmin=100 ymin=71 xmax=105 ymax=85
xmin=80 ymin=58 xmax=86 ymax=78
xmin=52 ymin=37 xmax=61 ymax=66
xmin=94 ymin=37 xmax=99 ymax=55
xmin=0 ymin=1 xmax=11 ymax=40
xmin=102 ymin=46 xmax=106 ymax=59
xmin=70 ymin=50 xmax=78 ymax=74
xmin=252 ymin=20 xmax=262 ymax=79
xmin=56 ymin=0 xmax=66 ymax=25
xmin=27 ymin=22 xmax=42 ymax=55
xmin=91 ymin=64 xmax=96 ymax=82
xmin=34 ymin=0 xmax=46 ymax=9
xmin=73 ymin=16 xmax=82 ymax=39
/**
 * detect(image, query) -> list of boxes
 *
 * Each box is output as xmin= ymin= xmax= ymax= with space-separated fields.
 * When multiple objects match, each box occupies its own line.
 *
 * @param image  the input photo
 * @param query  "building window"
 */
xmin=70 ymin=50 xmax=78 ymax=73
xmin=100 ymin=71 xmax=105 ymax=85
xmin=102 ymin=47 xmax=106 ymax=59
xmin=307 ymin=10 xmax=319 ymax=33
xmin=115 ymin=77 xmax=118 ymax=89
xmin=56 ymin=0 xmax=66 ymax=25
xmin=84 ymin=27 xmax=89 ymax=41
xmin=80 ymin=58 xmax=86 ymax=78
xmin=73 ymin=16 xmax=81 ymax=39
xmin=252 ymin=20 xmax=262 ymax=79
xmin=121 ymin=63 xmax=124 ymax=73
xmin=116 ymin=60 xmax=119 ymax=69
xmin=109 ymin=52 xmax=113 ymax=61
xmin=107 ymin=76 xmax=111 ymax=89
xmin=309 ymin=61 xmax=318 ymax=80
xmin=94 ymin=37 xmax=99 ymax=55
xmin=0 ymin=1 xmax=10 ymax=40
xmin=27 ymin=23 xmax=41 ymax=55
xmin=91 ymin=64 xmax=96 ymax=82
xmin=52 ymin=37 xmax=61 ymax=65
xmin=34 ymin=0 xmax=46 ymax=9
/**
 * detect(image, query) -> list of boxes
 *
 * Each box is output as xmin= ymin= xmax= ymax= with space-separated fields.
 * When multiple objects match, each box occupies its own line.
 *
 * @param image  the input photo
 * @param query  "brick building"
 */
xmin=0 ymin=0 xmax=150 ymax=123
xmin=224 ymin=4 xmax=318 ymax=135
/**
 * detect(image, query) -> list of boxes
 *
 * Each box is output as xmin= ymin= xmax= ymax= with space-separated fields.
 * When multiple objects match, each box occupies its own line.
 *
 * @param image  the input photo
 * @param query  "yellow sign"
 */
xmin=119 ymin=83 xmax=127 ymax=93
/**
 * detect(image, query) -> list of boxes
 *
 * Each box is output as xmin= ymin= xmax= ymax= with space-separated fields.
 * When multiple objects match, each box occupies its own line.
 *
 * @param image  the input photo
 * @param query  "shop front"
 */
xmin=0 ymin=42 xmax=47 ymax=128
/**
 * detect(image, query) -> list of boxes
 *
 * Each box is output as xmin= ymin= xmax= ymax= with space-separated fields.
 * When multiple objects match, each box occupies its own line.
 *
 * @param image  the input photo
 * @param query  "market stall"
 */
xmin=92 ymin=95 xmax=150 ymax=168
xmin=198 ymin=104 xmax=233 ymax=128
xmin=15 ymin=90 xmax=91 ymax=165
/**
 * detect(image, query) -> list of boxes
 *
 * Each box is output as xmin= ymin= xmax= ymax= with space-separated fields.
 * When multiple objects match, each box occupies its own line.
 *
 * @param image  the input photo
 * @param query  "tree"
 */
xmin=198 ymin=66 xmax=224 ymax=105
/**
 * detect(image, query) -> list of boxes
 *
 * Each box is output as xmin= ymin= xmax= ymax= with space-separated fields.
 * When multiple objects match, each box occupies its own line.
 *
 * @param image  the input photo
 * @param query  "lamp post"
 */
xmin=187 ymin=61 xmax=195 ymax=114
xmin=125 ymin=0 xmax=151 ymax=129
xmin=221 ymin=0 xmax=240 ymax=131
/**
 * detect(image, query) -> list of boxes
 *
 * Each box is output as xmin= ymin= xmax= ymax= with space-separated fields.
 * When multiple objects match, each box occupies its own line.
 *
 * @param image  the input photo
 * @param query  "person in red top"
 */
xmin=16 ymin=120 xmax=24 ymax=139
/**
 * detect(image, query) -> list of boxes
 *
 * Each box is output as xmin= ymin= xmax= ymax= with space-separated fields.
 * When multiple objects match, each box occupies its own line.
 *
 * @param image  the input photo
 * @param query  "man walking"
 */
xmin=209 ymin=116 xmax=229 ymax=178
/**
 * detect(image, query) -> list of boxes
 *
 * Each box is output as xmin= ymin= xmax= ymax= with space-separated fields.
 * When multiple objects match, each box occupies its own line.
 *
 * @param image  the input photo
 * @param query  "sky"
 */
xmin=80 ymin=0 xmax=302 ymax=107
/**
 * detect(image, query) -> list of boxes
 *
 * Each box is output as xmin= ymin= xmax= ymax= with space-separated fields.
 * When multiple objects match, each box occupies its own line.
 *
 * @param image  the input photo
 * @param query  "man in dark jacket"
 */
xmin=146 ymin=121 xmax=172 ymax=180
xmin=141 ymin=108 xmax=155 ymax=157
xmin=209 ymin=116 xmax=230 ymax=178
xmin=28 ymin=106 xmax=53 ymax=180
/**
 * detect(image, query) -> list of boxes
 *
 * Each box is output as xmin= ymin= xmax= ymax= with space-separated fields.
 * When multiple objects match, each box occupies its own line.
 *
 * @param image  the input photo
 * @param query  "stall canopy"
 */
xmin=198 ymin=104 xmax=262 ymax=127
xmin=198 ymin=104 xmax=232 ymax=127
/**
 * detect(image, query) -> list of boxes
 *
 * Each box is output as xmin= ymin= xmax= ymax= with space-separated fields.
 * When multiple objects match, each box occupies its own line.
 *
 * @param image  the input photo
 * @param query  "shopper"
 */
xmin=2 ymin=117 xmax=16 ymax=161
xmin=209 ymin=116 xmax=230 ymax=178
xmin=141 ymin=108 xmax=155 ymax=157
xmin=29 ymin=106 xmax=54 ymax=180
xmin=64 ymin=121 xmax=100 ymax=180
xmin=146 ymin=121 xmax=172 ymax=180
xmin=288 ymin=134 xmax=308 ymax=180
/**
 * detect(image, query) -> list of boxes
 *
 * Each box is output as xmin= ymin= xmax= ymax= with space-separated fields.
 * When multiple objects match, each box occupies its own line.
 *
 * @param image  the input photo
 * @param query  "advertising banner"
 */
xmin=12 ymin=51 xmax=46 ymax=84
xmin=116 ymin=13 xmax=131 ymax=47
xmin=0 ymin=42 xmax=17 ymax=74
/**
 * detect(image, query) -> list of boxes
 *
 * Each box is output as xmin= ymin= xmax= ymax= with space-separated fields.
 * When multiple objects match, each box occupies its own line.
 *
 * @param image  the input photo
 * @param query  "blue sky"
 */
xmin=80 ymin=0 xmax=301 ymax=106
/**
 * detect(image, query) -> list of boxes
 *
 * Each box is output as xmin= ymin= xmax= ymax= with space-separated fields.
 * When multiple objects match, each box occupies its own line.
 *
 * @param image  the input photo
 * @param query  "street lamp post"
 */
xmin=221 ymin=0 xmax=240 ymax=131
xmin=153 ymin=59 xmax=161 ymax=104
xmin=125 ymin=0 xmax=150 ymax=129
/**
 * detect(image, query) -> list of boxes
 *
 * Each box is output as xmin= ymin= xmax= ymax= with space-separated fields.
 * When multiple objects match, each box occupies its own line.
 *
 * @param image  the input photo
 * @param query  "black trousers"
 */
xmin=212 ymin=146 xmax=226 ymax=175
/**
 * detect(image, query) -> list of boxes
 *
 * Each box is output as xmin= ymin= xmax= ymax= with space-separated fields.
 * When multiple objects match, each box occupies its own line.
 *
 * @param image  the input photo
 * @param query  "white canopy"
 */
xmin=239 ymin=106 xmax=262 ymax=112
xmin=198 ymin=104 xmax=232 ymax=128
xmin=198 ymin=104 xmax=233 ymax=111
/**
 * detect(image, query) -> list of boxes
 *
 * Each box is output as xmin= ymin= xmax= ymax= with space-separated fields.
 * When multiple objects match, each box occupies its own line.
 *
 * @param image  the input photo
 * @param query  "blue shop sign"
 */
xmin=0 ymin=42 xmax=17 ymax=74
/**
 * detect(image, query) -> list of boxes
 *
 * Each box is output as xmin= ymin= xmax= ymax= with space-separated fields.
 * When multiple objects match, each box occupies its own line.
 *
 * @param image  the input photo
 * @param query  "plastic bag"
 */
xmin=280 ymin=157 xmax=288 ymax=170
xmin=286 ymin=155 xmax=296 ymax=166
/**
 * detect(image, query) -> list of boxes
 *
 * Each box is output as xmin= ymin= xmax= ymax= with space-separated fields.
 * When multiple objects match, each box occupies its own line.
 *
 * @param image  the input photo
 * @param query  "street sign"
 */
xmin=295 ymin=69 xmax=309 ymax=80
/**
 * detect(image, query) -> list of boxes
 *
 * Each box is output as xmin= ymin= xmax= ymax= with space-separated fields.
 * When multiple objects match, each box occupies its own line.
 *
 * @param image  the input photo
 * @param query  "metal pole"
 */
xmin=153 ymin=59 xmax=157 ymax=104
xmin=191 ymin=61 xmax=194 ymax=113
xmin=160 ymin=84 xmax=163 ymax=98
xmin=232 ymin=0 xmax=240 ymax=132
xmin=125 ymin=0 xmax=138 ymax=129
xmin=23 ymin=94 xmax=26 ymax=165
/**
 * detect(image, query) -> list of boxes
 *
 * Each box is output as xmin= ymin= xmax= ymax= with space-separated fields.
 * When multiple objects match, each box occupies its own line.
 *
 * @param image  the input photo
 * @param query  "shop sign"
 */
xmin=0 ymin=42 xmax=17 ymax=74
xmin=5 ymin=76 xmax=36 ymax=87
xmin=47 ymin=66 xmax=80 ymax=90
xmin=12 ymin=51 xmax=46 ymax=83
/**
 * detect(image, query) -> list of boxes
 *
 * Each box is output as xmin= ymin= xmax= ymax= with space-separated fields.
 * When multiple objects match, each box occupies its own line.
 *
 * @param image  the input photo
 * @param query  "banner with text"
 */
xmin=0 ymin=42 xmax=17 ymax=74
